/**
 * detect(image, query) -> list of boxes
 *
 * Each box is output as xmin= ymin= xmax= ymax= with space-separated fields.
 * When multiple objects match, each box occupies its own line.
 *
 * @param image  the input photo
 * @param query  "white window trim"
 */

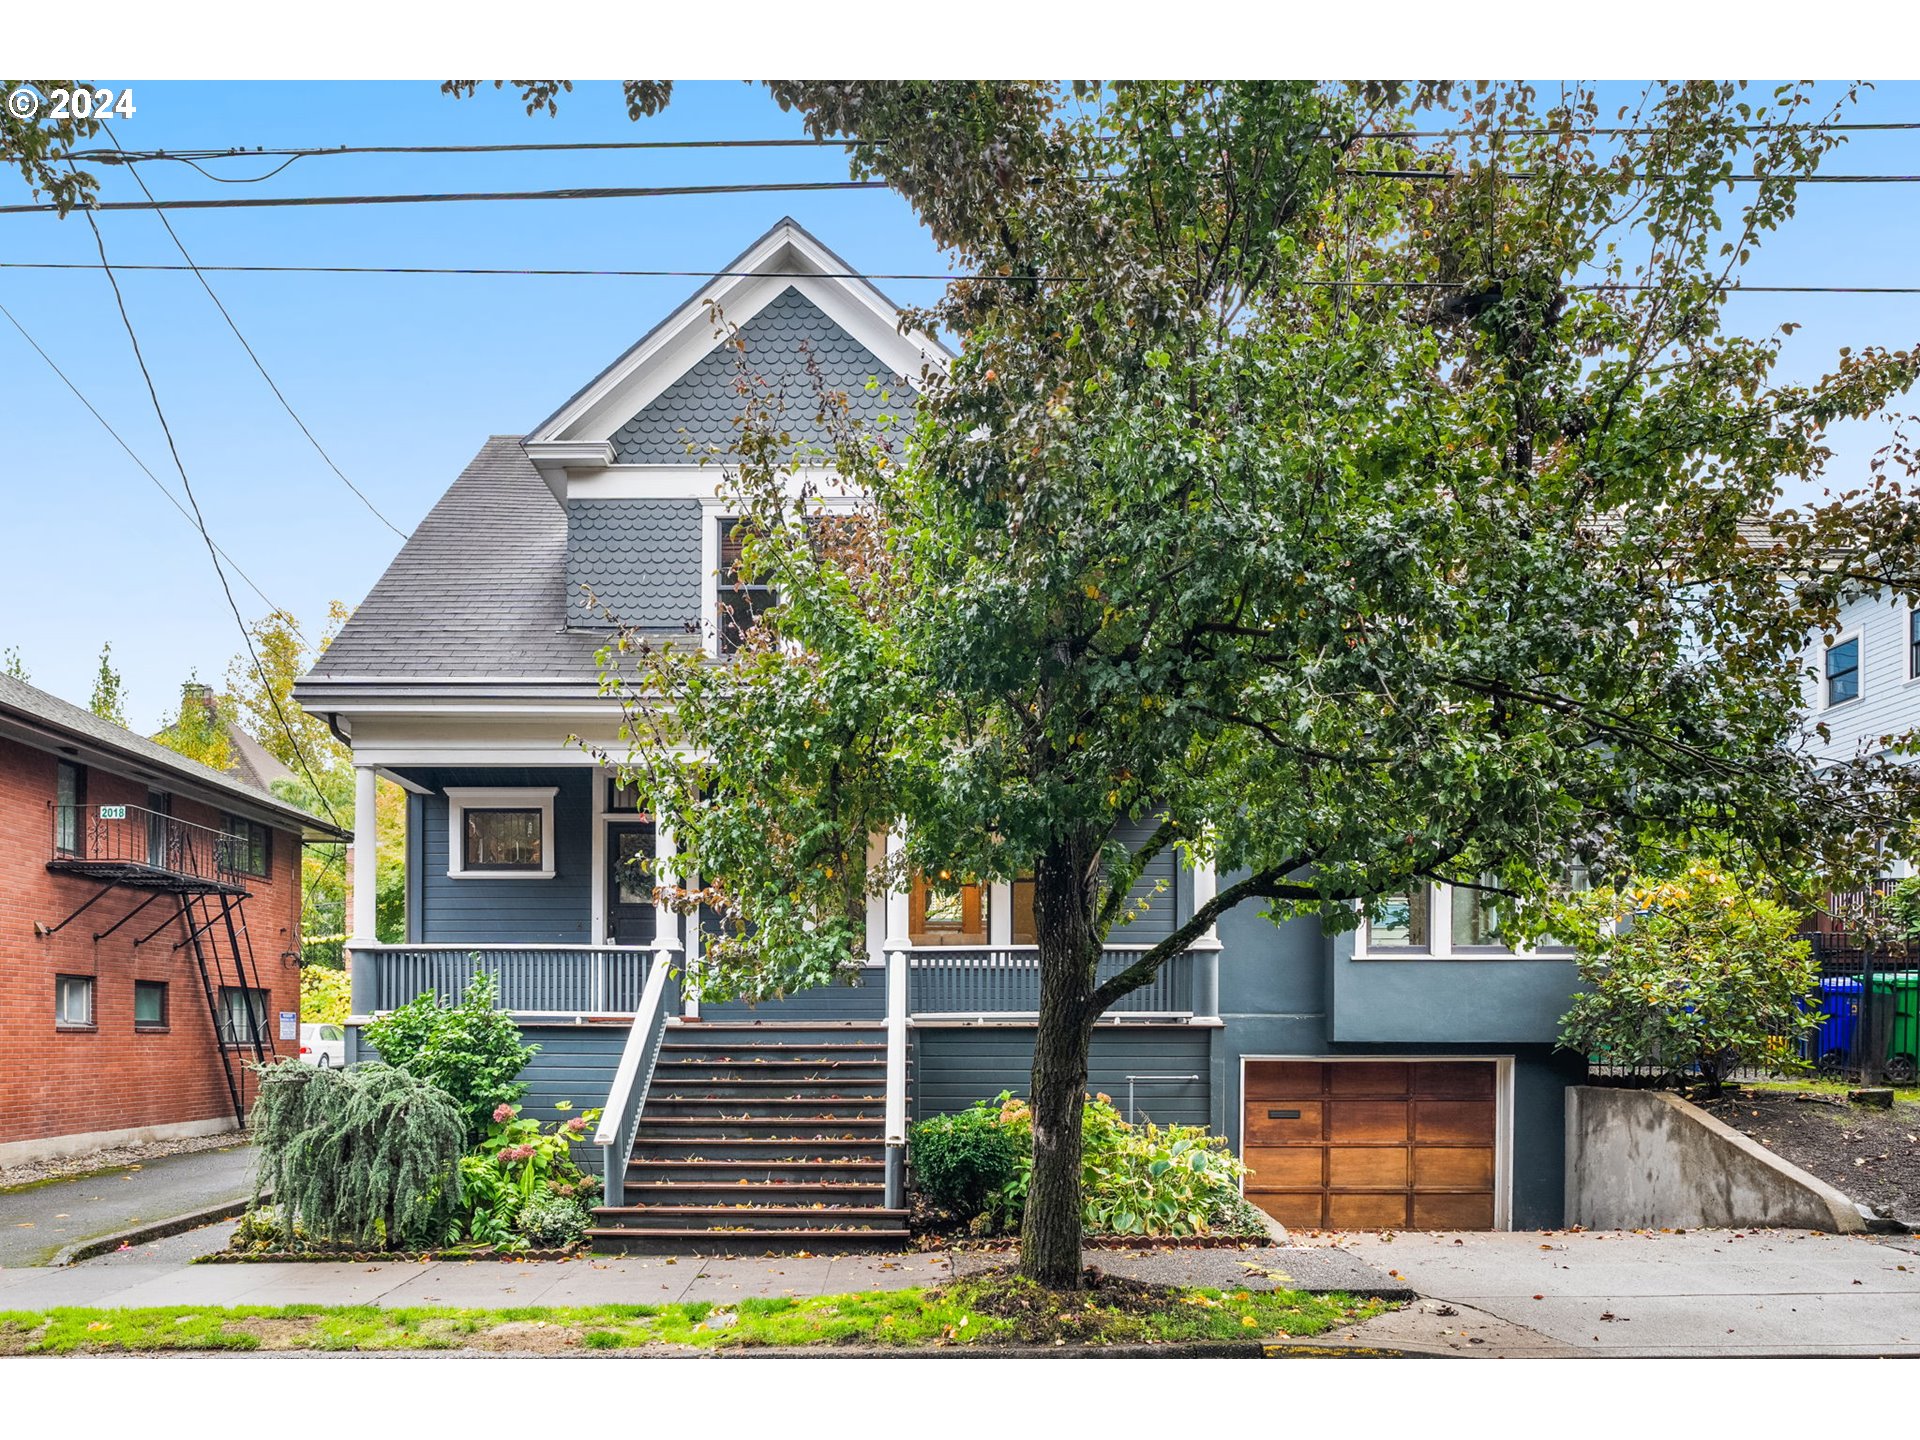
xmin=445 ymin=786 xmax=558 ymax=880
xmin=1356 ymin=880 xmax=1563 ymax=960
xmin=1821 ymin=626 xmax=1864 ymax=710
xmin=1907 ymin=602 xmax=1920 ymax=685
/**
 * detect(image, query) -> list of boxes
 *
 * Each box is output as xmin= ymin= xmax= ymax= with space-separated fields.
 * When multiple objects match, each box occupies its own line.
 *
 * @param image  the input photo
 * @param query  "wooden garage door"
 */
xmin=1243 ymin=1061 xmax=1498 ymax=1230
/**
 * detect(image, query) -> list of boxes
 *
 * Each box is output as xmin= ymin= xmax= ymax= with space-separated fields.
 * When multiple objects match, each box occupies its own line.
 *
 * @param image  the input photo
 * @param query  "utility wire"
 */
xmin=100 ymin=121 xmax=410 ymax=541
xmin=0 ymin=179 xmax=889 ymax=216
xmin=7 ymin=259 xmax=1920 ymax=296
xmin=52 ymin=116 xmax=1920 ymax=170
xmin=11 ymin=164 xmax=1920 ymax=218
xmin=0 ymin=297 xmax=302 ymax=629
xmin=75 ymin=203 xmax=346 ymax=833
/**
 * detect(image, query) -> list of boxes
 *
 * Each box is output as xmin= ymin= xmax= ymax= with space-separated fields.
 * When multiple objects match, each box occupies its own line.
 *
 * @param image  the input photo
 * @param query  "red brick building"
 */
xmin=0 ymin=673 xmax=346 ymax=1167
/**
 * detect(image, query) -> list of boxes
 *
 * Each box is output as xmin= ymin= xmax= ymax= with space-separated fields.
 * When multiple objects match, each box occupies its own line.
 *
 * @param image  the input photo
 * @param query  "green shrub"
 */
xmin=363 ymin=973 xmax=537 ymax=1141
xmin=516 ymin=1193 xmax=593 ymax=1248
xmin=453 ymin=1100 xmax=602 ymax=1247
xmin=249 ymin=1059 xmax=466 ymax=1250
xmin=916 ymin=1091 xmax=1247 ymax=1238
xmin=1556 ymin=864 xmax=1820 ymax=1096
xmin=908 ymin=1103 xmax=1023 ymax=1215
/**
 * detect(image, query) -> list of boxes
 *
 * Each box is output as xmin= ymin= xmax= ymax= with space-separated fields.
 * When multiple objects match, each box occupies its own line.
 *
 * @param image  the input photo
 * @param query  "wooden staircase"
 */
xmin=587 ymin=1020 xmax=911 ymax=1254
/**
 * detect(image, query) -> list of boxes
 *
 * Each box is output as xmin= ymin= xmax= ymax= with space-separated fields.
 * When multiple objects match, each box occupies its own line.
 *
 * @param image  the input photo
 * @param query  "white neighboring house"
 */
xmin=1804 ymin=589 xmax=1920 ymax=876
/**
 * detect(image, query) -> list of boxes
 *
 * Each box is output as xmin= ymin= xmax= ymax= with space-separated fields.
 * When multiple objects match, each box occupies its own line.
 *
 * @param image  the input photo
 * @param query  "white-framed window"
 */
xmin=55 ymin=974 xmax=95 ymax=1029
xmin=445 ymin=786 xmax=558 ymax=880
xmin=1824 ymin=630 xmax=1862 ymax=708
xmin=1908 ymin=605 xmax=1919 ymax=682
xmin=1359 ymin=870 xmax=1587 ymax=959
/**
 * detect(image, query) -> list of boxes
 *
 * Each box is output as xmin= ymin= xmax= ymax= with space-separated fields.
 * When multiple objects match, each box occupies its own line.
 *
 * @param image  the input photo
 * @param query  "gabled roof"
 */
xmin=0 ymin=672 xmax=346 ymax=840
xmin=526 ymin=216 xmax=948 ymax=464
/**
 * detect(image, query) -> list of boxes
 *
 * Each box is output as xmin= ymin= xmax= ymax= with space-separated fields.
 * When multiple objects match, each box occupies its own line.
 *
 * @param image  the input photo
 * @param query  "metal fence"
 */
xmin=1587 ymin=902 xmax=1919 ymax=1087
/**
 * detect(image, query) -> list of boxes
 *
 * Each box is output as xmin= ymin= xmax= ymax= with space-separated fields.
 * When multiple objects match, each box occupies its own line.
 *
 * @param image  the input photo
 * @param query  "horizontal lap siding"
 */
xmin=346 ymin=1021 xmax=625 ymax=1130
xmin=518 ymin=1025 xmax=628 ymax=1127
xmin=1107 ymin=814 xmax=1178 ymax=943
xmin=407 ymin=768 xmax=592 ymax=944
xmin=913 ymin=1027 xmax=1211 ymax=1128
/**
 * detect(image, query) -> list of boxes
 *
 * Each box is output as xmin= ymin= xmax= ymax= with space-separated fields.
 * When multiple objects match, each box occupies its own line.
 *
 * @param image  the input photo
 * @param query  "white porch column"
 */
xmin=882 ymin=828 xmax=911 ymax=1209
xmin=653 ymin=820 xmax=690 ymax=1017
xmin=350 ymin=764 xmax=379 ymax=941
xmin=883 ymin=827 xmax=911 ymax=950
xmin=1189 ymin=850 xmax=1222 ymax=1021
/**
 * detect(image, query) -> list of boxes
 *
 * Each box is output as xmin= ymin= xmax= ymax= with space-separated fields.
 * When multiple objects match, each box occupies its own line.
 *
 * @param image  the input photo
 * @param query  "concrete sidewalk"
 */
xmin=0 ymin=1241 xmax=1400 ymax=1312
xmin=1327 ymin=1228 xmax=1920 ymax=1357
xmin=0 ymin=1145 xmax=254 ymax=1268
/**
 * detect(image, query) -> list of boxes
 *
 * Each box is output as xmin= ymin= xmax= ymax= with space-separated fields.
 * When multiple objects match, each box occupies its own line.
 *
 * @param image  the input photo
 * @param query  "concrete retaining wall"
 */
xmin=1565 ymin=1086 xmax=1863 ymax=1233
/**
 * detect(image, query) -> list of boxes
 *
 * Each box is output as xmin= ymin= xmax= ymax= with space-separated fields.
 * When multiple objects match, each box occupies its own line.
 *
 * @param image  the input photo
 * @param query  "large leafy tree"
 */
xmin=477 ymin=81 xmax=1920 ymax=1285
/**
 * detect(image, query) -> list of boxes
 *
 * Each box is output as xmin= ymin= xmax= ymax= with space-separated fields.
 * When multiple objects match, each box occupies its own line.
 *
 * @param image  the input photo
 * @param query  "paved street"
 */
xmin=0 ymin=1145 xmax=254 ymax=1268
xmin=1329 ymin=1228 xmax=1920 ymax=1357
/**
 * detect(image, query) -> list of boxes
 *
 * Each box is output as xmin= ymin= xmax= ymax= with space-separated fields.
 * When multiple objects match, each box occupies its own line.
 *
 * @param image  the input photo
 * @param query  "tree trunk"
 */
xmin=1019 ymin=835 xmax=1102 ymax=1288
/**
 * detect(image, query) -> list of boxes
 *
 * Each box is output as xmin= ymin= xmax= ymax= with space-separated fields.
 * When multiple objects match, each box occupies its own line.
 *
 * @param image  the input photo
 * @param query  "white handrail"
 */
xmin=593 ymin=950 xmax=674 ymax=1150
xmin=883 ymin=941 xmax=910 ymax=1209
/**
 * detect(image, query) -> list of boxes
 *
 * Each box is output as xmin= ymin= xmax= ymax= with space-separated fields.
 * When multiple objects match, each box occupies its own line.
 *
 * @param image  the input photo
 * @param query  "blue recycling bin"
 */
xmin=1803 ymin=977 xmax=1860 ymax=1073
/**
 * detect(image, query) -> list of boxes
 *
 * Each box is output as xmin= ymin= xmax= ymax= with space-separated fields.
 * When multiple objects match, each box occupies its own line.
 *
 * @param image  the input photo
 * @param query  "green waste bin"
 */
xmin=1866 ymin=971 xmax=1920 ymax=1084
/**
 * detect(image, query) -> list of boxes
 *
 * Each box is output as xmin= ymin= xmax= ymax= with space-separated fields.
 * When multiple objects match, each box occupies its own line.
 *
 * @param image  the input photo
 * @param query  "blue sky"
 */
xmin=3 ymin=80 xmax=1917 ymax=730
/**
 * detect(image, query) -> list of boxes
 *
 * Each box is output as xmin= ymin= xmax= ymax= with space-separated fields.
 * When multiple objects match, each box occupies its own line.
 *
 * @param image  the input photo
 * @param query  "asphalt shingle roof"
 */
xmin=0 ymin=672 xmax=339 ymax=835
xmin=307 ymin=438 xmax=610 ymax=682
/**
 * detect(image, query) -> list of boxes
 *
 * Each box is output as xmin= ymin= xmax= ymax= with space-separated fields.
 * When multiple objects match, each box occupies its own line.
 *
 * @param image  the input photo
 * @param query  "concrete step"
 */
xmin=636 ymin=1116 xmax=884 ymax=1138
xmin=586 ymin=1225 xmax=910 ymax=1256
xmin=594 ymin=1204 xmax=908 ymax=1232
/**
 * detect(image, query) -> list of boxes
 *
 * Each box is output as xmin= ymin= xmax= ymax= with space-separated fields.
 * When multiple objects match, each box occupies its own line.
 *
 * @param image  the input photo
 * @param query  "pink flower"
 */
xmin=499 ymin=1144 xmax=536 ymax=1164
xmin=493 ymin=1103 xmax=516 ymax=1124
xmin=565 ymin=1116 xmax=589 ymax=1134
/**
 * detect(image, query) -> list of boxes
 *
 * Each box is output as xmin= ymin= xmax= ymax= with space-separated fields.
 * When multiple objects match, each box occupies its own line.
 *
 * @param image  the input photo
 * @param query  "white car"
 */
xmin=298 ymin=1023 xmax=346 ymax=1069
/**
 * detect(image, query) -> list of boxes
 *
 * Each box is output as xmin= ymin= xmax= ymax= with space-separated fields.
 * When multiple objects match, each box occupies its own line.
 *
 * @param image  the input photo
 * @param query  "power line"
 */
xmin=11 ymin=162 xmax=1920 ymax=219
xmin=53 ymin=116 xmax=1920 ymax=171
xmin=1341 ymin=167 xmax=1920 ymax=184
xmin=100 ymin=121 xmax=409 ymax=541
xmin=0 ymin=297 xmax=302 ymax=628
xmin=74 ymin=202 xmax=345 ymax=832
xmin=7 ymin=258 xmax=1920 ymax=296
xmin=0 ymin=179 xmax=889 ymax=217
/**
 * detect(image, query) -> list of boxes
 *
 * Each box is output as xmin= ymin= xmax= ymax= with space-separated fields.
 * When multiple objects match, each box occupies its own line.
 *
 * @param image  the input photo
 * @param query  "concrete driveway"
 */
xmin=0 ymin=1145 xmax=254 ymax=1267
xmin=1328 ymin=1228 xmax=1920 ymax=1357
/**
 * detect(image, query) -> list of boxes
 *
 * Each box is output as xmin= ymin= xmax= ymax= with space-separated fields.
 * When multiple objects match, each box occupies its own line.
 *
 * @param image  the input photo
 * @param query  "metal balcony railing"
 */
xmin=48 ymin=803 xmax=246 ymax=890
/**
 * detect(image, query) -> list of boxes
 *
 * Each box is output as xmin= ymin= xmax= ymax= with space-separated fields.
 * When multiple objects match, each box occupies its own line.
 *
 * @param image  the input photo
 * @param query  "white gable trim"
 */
xmin=528 ymin=219 xmax=946 ymax=460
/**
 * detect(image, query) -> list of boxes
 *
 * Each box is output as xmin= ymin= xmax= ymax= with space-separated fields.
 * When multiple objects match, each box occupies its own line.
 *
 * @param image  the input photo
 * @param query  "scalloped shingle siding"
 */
xmin=610 ymin=287 xmax=906 ymax=463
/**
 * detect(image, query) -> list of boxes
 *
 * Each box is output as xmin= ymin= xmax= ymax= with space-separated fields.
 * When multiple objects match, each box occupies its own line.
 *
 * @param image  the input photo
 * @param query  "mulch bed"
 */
xmin=1696 ymin=1091 xmax=1920 ymax=1224
xmin=198 ymin=1245 xmax=585 ymax=1264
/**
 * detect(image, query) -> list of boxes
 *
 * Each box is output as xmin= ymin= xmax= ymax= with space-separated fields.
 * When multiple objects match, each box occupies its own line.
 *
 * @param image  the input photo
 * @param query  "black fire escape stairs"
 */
xmin=42 ymin=805 xmax=279 ymax=1126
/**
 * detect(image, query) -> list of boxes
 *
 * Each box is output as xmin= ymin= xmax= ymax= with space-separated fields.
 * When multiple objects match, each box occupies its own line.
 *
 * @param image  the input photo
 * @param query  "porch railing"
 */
xmin=595 ymin=946 xmax=677 ymax=1207
xmin=350 ymin=944 xmax=654 ymax=1014
xmin=48 ymin=802 xmax=246 ymax=888
xmin=907 ymin=945 xmax=1194 ymax=1018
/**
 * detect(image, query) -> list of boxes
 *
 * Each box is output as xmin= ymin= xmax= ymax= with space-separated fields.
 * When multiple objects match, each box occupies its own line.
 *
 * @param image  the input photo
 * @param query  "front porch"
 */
xmin=342 ymin=761 xmax=1221 ymax=1250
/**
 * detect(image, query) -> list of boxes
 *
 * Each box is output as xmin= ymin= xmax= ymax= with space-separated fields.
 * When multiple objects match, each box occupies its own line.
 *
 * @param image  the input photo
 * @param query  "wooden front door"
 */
xmin=1242 ymin=1061 xmax=1499 ymax=1230
xmin=607 ymin=821 xmax=658 ymax=947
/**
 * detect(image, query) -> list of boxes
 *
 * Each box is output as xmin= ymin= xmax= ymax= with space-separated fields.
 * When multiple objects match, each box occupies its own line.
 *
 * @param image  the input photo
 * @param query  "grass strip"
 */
xmin=0 ymin=1281 xmax=1385 ymax=1354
